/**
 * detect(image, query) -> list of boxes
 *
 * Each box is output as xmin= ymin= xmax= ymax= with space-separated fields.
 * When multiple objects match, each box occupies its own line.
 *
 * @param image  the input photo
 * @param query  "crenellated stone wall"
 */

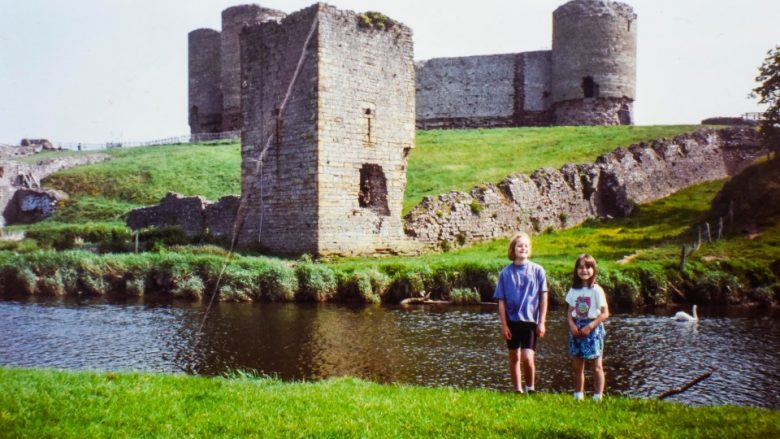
xmin=403 ymin=128 xmax=764 ymax=248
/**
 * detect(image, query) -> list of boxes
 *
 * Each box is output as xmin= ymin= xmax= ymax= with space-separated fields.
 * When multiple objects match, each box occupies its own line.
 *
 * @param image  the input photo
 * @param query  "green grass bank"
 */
xmin=2 ymin=177 xmax=778 ymax=307
xmin=3 ymin=125 xmax=778 ymax=307
xmin=1 ymin=368 xmax=777 ymax=438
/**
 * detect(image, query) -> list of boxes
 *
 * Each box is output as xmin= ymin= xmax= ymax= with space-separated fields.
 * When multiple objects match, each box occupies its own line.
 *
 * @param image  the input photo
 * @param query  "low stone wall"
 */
xmin=127 ymin=192 xmax=239 ymax=238
xmin=403 ymin=127 xmax=763 ymax=248
xmin=553 ymin=97 xmax=633 ymax=126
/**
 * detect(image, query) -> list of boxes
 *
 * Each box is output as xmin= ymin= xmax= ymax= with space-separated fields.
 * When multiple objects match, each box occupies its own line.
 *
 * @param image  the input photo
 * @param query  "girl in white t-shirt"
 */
xmin=565 ymin=254 xmax=610 ymax=401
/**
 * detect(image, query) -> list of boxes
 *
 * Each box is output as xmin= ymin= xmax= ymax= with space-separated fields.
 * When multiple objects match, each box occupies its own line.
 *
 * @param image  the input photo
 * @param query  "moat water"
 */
xmin=1 ymin=297 xmax=779 ymax=408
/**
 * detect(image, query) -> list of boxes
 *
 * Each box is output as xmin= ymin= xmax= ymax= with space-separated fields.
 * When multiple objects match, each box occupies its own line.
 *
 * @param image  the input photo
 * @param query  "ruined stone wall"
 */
xmin=126 ymin=193 xmax=239 ymax=238
xmin=220 ymin=5 xmax=286 ymax=132
xmin=404 ymin=128 xmax=763 ymax=248
xmin=238 ymin=5 xmax=320 ymax=253
xmin=551 ymin=0 xmax=636 ymax=125
xmin=188 ymin=29 xmax=222 ymax=134
xmin=415 ymin=54 xmax=519 ymax=129
xmin=316 ymin=6 xmax=416 ymax=255
xmin=415 ymin=51 xmax=554 ymax=129
xmin=515 ymin=51 xmax=553 ymax=126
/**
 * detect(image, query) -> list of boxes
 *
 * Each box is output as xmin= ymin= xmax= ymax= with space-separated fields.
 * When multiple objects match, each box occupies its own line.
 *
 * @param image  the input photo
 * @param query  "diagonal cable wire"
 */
xmin=196 ymin=14 xmax=320 ymax=336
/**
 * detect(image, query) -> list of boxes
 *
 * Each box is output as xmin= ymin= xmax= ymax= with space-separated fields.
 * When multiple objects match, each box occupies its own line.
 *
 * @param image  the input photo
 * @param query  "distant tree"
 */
xmin=751 ymin=45 xmax=780 ymax=159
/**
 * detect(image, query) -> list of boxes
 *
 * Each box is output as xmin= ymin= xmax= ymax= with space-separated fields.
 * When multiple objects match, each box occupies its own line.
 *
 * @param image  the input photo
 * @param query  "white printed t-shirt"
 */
xmin=565 ymin=285 xmax=607 ymax=319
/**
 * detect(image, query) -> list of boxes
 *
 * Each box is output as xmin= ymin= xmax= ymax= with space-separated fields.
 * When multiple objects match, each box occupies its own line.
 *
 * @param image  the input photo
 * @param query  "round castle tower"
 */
xmin=188 ymin=28 xmax=222 ymax=134
xmin=220 ymin=5 xmax=286 ymax=132
xmin=551 ymin=0 xmax=637 ymax=125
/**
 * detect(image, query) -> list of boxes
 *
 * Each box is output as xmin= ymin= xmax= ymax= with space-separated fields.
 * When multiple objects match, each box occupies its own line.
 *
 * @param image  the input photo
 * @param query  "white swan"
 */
xmin=672 ymin=305 xmax=698 ymax=322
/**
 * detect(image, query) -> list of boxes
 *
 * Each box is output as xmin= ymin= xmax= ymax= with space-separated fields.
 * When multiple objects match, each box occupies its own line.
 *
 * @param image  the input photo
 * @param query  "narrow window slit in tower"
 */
xmin=363 ymin=107 xmax=375 ymax=146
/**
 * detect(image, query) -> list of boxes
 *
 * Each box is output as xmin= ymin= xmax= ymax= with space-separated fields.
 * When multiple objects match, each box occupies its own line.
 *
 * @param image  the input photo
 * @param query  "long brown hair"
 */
xmin=572 ymin=254 xmax=598 ymax=288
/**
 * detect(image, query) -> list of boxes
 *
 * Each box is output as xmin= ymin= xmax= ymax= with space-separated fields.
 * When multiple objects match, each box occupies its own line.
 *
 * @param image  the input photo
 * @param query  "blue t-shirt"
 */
xmin=493 ymin=261 xmax=548 ymax=323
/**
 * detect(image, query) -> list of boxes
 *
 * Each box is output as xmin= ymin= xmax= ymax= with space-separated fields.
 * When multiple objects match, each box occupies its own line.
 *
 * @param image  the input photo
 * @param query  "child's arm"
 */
xmin=497 ymin=300 xmax=512 ymax=340
xmin=537 ymin=290 xmax=548 ymax=337
xmin=567 ymin=306 xmax=580 ymax=336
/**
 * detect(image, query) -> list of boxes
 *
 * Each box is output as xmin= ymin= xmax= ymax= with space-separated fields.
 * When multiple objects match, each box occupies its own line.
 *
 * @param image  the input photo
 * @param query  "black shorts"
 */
xmin=506 ymin=320 xmax=538 ymax=351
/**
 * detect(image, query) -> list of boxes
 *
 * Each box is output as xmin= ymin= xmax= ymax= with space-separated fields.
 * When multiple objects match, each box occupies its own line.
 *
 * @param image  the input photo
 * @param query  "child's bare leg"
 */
xmin=520 ymin=349 xmax=535 ymax=389
xmin=592 ymin=357 xmax=604 ymax=395
xmin=572 ymin=357 xmax=585 ymax=393
xmin=509 ymin=349 xmax=522 ymax=392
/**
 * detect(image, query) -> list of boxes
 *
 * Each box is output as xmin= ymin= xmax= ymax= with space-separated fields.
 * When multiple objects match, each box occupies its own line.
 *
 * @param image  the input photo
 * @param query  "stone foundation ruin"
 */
xmin=404 ymin=128 xmax=763 ymax=248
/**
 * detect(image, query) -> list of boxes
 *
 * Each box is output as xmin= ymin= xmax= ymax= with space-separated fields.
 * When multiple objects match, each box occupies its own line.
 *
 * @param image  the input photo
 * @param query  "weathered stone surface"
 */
xmin=551 ymin=0 xmax=636 ymax=125
xmin=20 ymin=138 xmax=55 ymax=150
xmin=192 ymin=1 xmax=637 ymax=131
xmin=126 ymin=193 xmax=240 ymax=239
xmin=0 ymin=153 xmax=111 ymax=226
xmin=188 ymin=28 xmax=223 ymax=134
xmin=404 ymin=128 xmax=765 ymax=248
xmin=3 ymin=188 xmax=68 ymax=225
xmin=701 ymin=117 xmax=758 ymax=127
xmin=204 ymin=195 xmax=240 ymax=237
xmin=238 ymin=4 xmax=418 ymax=256
xmin=127 ymin=193 xmax=208 ymax=237
xmin=188 ymin=5 xmax=286 ymax=135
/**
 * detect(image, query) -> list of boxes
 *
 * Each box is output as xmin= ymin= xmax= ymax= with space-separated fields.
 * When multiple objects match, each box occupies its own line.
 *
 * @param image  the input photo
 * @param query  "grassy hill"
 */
xmin=3 ymin=125 xmax=778 ymax=307
xmin=40 ymin=125 xmax=702 ymax=221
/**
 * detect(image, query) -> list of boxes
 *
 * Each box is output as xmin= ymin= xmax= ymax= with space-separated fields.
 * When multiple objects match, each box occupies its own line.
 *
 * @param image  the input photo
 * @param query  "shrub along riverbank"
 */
xmin=1 ymin=368 xmax=777 ymax=438
xmin=1 ymin=181 xmax=778 ymax=307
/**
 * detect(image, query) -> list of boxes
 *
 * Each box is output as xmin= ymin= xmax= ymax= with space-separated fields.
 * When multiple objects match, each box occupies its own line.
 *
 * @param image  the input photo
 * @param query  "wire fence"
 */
xmin=50 ymin=130 xmax=241 ymax=151
xmin=742 ymin=112 xmax=764 ymax=121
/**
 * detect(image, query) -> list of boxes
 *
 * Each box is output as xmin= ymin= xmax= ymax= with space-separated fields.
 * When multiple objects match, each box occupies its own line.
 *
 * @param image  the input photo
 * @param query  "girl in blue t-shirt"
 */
xmin=565 ymin=254 xmax=609 ymax=401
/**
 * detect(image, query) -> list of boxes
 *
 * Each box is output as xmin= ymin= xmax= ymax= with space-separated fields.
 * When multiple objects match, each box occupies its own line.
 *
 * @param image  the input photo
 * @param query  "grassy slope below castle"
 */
xmin=39 ymin=125 xmax=702 ymax=220
xmin=1 ymin=368 xmax=777 ymax=438
xmin=3 ymin=125 xmax=778 ymax=307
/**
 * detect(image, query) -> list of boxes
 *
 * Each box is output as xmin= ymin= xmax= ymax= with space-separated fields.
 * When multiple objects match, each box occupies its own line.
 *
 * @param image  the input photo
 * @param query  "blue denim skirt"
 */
xmin=567 ymin=318 xmax=605 ymax=360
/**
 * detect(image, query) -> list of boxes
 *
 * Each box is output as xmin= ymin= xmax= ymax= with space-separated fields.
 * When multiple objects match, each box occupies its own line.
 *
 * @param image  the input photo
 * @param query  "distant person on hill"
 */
xmin=493 ymin=231 xmax=548 ymax=393
xmin=565 ymin=254 xmax=610 ymax=401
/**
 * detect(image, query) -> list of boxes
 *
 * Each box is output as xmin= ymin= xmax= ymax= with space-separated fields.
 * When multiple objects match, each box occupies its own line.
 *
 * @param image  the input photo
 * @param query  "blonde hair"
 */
xmin=507 ymin=232 xmax=531 ymax=260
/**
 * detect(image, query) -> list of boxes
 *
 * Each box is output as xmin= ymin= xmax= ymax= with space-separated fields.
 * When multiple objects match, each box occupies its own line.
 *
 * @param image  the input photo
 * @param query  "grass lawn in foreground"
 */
xmin=1 ymin=368 xmax=777 ymax=438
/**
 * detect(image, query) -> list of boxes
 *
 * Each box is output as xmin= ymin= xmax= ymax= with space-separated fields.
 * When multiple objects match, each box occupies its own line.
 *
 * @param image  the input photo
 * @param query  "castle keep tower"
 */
xmin=220 ymin=5 xmax=286 ymax=132
xmin=551 ymin=0 xmax=637 ymax=125
xmin=188 ymin=29 xmax=222 ymax=134
xmin=238 ymin=4 xmax=415 ymax=256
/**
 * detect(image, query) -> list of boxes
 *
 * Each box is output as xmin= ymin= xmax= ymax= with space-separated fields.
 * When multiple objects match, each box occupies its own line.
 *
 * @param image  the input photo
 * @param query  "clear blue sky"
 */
xmin=1 ymin=0 xmax=778 ymax=144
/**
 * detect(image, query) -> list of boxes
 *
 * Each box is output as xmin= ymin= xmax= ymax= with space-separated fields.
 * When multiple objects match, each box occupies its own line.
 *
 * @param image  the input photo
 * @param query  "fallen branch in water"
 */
xmin=657 ymin=367 xmax=719 ymax=400
xmin=399 ymin=298 xmax=451 ymax=305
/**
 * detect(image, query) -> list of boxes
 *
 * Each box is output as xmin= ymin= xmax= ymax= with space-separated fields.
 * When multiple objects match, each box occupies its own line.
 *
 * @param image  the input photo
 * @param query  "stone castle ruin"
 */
xmin=237 ymin=4 xmax=416 ymax=255
xmin=126 ymin=1 xmax=759 ymax=256
xmin=179 ymin=2 xmax=418 ymax=256
xmin=417 ymin=0 xmax=636 ymax=128
xmin=189 ymin=0 xmax=637 ymax=133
